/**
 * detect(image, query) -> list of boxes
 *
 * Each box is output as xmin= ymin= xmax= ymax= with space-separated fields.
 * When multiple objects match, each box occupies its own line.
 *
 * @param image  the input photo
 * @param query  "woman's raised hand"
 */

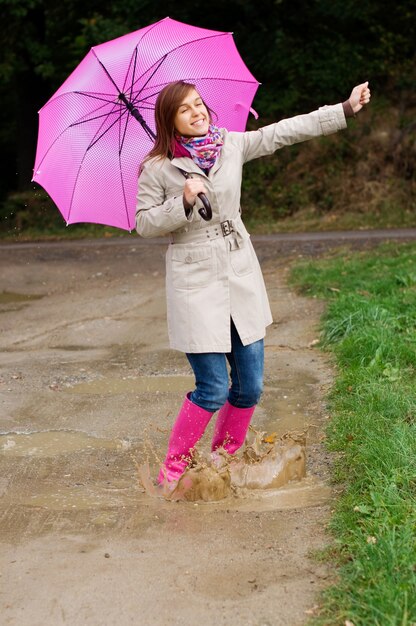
xmin=183 ymin=178 xmax=207 ymax=207
xmin=349 ymin=82 xmax=371 ymax=114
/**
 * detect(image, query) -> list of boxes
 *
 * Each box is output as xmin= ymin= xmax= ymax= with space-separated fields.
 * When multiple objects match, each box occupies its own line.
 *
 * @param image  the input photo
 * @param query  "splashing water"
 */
xmin=136 ymin=427 xmax=307 ymax=503
xmin=229 ymin=428 xmax=306 ymax=490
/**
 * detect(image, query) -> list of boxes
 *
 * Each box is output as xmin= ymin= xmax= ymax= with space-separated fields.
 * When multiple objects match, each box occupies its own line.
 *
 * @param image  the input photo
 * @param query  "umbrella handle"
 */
xmin=177 ymin=168 xmax=212 ymax=221
xmin=197 ymin=193 xmax=212 ymax=221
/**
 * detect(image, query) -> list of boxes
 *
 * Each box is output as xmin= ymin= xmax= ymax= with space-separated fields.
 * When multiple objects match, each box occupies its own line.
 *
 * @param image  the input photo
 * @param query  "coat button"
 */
xmin=185 ymin=255 xmax=192 ymax=263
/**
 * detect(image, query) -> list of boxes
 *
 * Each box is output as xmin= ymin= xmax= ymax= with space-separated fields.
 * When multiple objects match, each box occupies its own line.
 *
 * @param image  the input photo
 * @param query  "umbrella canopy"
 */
xmin=33 ymin=17 xmax=260 ymax=231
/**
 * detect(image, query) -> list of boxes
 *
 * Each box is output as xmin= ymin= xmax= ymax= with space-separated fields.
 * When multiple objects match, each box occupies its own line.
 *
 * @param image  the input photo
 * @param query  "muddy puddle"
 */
xmin=262 ymin=374 xmax=318 ymax=434
xmin=0 ymin=369 xmax=330 ymax=542
xmin=0 ymin=430 xmax=130 ymax=457
xmin=137 ymin=465 xmax=331 ymax=513
xmin=0 ymin=291 xmax=43 ymax=312
xmin=138 ymin=463 xmax=330 ymax=512
xmin=0 ymin=428 xmax=331 ymax=522
xmin=209 ymin=477 xmax=331 ymax=512
xmin=135 ymin=424 xmax=332 ymax=513
xmin=14 ymin=484 xmax=137 ymax=512
xmin=65 ymin=373 xmax=318 ymax=441
xmin=66 ymin=375 xmax=194 ymax=395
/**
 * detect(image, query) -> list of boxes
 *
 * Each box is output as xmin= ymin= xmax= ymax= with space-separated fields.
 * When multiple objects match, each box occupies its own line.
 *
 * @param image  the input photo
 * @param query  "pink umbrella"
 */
xmin=33 ymin=17 xmax=260 ymax=231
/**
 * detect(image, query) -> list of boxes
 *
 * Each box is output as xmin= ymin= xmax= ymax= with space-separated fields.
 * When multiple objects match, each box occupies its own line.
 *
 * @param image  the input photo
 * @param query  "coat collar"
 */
xmin=170 ymin=156 xmax=208 ymax=177
xmin=170 ymin=149 xmax=225 ymax=179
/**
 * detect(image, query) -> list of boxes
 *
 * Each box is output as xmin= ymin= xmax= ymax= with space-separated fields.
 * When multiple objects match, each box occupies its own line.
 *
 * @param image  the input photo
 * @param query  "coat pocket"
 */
xmin=171 ymin=245 xmax=213 ymax=289
xmin=229 ymin=243 xmax=254 ymax=277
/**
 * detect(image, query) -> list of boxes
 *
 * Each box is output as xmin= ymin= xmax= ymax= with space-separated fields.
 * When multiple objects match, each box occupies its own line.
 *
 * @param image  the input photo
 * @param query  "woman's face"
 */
xmin=174 ymin=88 xmax=210 ymax=137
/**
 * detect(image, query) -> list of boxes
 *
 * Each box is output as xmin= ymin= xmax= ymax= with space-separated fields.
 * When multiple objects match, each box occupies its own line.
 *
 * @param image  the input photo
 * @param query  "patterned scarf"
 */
xmin=175 ymin=124 xmax=223 ymax=170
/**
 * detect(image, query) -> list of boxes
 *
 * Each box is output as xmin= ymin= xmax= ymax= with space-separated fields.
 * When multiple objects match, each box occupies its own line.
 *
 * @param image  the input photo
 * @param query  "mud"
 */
xmin=230 ymin=430 xmax=307 ymax=490
xmin=144 ymin=429 xmax=308 ymax=502
xmin=0 ymin=430 xmax=126 ymax=457
xmin=0 ymin=236 xmax=338 ymax=626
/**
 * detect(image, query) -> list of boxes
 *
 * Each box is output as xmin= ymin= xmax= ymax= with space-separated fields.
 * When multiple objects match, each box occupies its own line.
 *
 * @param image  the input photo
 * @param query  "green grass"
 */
xmin=1 ymin=223 xmax=131 ymax=242
xmin=290 ymin=243 xmax=416 ymax=626
xmin=243 ymin=203 xmax=416 ymax=234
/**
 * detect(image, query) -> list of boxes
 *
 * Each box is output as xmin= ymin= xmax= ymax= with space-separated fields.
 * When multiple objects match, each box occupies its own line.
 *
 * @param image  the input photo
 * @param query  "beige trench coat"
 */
xmin=136 ymin=103 xmax=347 ymax=353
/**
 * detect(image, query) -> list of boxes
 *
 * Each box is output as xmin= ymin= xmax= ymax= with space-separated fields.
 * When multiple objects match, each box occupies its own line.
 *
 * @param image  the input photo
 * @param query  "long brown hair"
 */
xmin=143 ymin=81 xmax=215 ymax=163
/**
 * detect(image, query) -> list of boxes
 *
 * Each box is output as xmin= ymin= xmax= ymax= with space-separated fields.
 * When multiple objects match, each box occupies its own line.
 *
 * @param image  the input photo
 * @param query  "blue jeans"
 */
xmin=186 ymin=319 xmax=264 ymax=412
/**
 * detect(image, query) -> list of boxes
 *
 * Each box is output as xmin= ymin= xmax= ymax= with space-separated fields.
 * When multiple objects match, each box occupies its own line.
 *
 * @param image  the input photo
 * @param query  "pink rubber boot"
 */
xmin=211 ymin=400 xmax=256 ymax=454
xmin=158 ymin=394 xmax=214 ymax=484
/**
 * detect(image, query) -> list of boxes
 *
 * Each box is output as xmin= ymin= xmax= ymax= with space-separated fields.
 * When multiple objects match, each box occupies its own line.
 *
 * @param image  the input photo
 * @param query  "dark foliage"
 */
xmin=0 ymin=0 xmax=415 ymax=216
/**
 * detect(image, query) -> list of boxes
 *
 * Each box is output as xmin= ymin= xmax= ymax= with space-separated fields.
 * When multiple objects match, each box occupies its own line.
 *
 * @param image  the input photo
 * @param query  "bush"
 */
xmin=0 ymin=187 xmax=123 ymax=240
xmin=0 ymin=188 xmax=64 ymax=234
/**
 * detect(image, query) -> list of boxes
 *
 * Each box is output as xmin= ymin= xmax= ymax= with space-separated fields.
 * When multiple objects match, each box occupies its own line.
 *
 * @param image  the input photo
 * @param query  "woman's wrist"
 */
xmin=343 ymin=100 xmax=356 ymax=118
xmin=183 ymin=194 xmax=194 ymax=219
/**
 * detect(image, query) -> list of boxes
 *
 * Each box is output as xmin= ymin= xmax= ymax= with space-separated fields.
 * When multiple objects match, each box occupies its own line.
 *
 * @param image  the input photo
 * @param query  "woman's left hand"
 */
xmin=349 ymin=82 xmax=371 ymax=113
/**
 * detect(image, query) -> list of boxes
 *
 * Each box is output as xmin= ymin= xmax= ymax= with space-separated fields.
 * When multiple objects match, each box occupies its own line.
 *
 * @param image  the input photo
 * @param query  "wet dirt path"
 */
xmin=1 ymin=233 xmax=401 ymax=625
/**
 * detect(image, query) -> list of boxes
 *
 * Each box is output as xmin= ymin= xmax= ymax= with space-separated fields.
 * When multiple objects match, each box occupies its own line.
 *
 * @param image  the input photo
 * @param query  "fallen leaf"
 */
xmin=354 ymin=504 xmax=371 ymax=515
xmin=263 ymin=433 xmax=277 ymax=444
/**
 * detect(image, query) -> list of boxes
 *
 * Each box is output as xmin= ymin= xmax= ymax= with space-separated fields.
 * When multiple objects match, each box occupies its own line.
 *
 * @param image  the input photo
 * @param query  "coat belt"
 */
xmin=170 ymin=217 xmax=248 ymax=249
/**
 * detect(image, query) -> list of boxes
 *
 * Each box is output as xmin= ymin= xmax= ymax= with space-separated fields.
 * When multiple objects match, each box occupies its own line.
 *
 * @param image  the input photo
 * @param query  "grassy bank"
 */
xmin=1 ymin=187 xmax=414 ymax=242
xmin=290 ymin=243 xmax=416 ymax=625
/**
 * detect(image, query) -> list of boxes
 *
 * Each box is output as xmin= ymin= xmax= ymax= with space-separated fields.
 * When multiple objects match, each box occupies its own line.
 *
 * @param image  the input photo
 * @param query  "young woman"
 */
xmin=136 ymin=80 xmax=371 ymax=485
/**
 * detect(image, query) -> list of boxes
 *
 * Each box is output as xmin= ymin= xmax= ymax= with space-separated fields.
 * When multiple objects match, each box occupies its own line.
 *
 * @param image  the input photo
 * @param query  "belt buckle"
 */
xmin=221 ymin=220 xmax=233 ymax=237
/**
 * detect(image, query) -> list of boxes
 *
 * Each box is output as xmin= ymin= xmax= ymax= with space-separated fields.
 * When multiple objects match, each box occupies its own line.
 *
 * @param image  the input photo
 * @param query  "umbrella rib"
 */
xmin=124 ymin=30 xmax=254 ymax=110
xmin=67 ymin=105 xmax=136 ymax=226
xmin=129 ymin=31 xmax=231 ymax=93
xmin=87 ymin=107 xmax=129 ymax=151
xmin=130 ymin=56 xmax=167 ymax=107
xmin=137 ymin=20 xmax=230 ymax=62
xmin=34 ymin=101 xmax=121 ymax=170
xmin=62 ymin=94 xmax=124 ymax=130
xmin=116 ymin=77 xmax=141 ymax=231
xmin=133 ymin=105 xmax=155 ymax=111
xmin=91 ymin=43 xmax=164 ymax=105
xmin=130 ymin=76 xmax=258 ymax=110
xmin=137 ymin=55 xmax=167 ymax=93
xmin=35 ymin=105 xmax=126 ymax=175
xmin=76 ymin=94 xmax=129 ymax=152
xmin=74 ymin=91 xmax=118 ymax=105
xmin=91 ymin=49 xmax=122 ymax=94
xmin=67 ymin=111 xmax=129 ymax=224
xmin=118 ymin=100 xmax=131 ymax=156
xmin=120 ymin=45 xmax=140 ymax=99
xmin=118 ymin=147 xmax=133 ymax=231
xmin=133 ymin=88 xmax=164 ymax=106
xmin=127 ymin=47 xmax=138 ymax=102
xmin=70 ymin=106 xmax=125 ymax=128
xmin=67 ymin=151 xmax=88 ymax=224
xmin=35 ymin=128 xmax=69 ymax=172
